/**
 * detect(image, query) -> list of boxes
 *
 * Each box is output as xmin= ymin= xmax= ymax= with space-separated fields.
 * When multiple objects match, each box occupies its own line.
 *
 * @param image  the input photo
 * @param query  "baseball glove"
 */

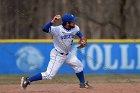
xmin=77 ymin=37 xmax=87 ymax=48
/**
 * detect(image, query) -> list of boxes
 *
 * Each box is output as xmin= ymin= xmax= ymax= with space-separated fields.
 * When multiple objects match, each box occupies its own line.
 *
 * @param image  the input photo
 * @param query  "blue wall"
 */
xmin=0 ymin=42 xmax=140 ymax=74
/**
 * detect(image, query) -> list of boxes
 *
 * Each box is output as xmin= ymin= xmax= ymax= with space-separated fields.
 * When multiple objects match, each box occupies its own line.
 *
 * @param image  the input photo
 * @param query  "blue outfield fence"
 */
xmin=0 ymin=39 xmax=140 ymax=74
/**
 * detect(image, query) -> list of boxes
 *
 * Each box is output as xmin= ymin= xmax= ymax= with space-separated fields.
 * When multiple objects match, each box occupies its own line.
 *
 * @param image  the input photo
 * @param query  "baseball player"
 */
xmin=21 ymin=13 xmax=91 ymax=89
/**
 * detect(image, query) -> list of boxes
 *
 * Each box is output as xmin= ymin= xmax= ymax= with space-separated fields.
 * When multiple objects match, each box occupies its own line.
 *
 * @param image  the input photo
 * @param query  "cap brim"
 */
xmin=72 ymin=17 xmax=78 ymax=22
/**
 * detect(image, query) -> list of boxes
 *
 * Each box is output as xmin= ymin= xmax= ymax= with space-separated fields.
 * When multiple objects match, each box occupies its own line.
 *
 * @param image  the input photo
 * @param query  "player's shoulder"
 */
xmin=73 ymin=25 xmax=80 ymax=31
xmin=51 ymin=25 xmax=61 ymax=28
xmin=51 ymin=25 xmax=61 ymax=29
xmin=75 ymin=25 xmax=80 ymax=29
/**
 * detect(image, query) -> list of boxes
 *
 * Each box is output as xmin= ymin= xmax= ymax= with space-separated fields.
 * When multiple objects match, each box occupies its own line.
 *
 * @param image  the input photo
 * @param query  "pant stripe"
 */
xmin=46 ymin=52 xmax=59 ymax=79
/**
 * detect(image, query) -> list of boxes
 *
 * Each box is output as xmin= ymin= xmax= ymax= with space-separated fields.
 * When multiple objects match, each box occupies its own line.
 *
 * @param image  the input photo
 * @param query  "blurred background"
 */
xmin=1 ymin=0 xmax=140 ymax=39
xmin=0 ymin=1 xmax=140 ymax=90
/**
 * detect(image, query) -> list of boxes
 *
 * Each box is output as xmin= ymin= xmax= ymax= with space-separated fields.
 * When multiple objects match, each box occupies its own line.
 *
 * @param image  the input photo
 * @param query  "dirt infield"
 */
xmin=0 ymin=83 xmax=140 ymax=93
xmin=1 ymin=75 xmax=140 ymax=93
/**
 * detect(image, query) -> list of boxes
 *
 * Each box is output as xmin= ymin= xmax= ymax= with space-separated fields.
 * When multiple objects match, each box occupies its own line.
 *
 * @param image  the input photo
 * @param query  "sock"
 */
xmin=27 ymin=73 xmax=42 ymax=82
xmin=76 ymin=71 xmax=85 ymax=84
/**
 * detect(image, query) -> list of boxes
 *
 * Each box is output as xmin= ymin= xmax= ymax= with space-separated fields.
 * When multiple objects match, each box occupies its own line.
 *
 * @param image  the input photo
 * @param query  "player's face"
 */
xmin=69 ymin=22 xmax=76 ymax=28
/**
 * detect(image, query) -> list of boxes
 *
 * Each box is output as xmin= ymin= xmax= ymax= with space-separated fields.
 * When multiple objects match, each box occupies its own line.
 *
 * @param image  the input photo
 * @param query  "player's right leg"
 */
xmin=65 ymin=52 xmax=92 ymax=88
xmin=20 ymin=49 xmax=66 ymax=89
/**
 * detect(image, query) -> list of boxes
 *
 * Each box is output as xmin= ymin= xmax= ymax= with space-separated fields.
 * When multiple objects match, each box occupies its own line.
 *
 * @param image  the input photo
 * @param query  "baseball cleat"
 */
xmin=80 ymin=81 xmax=92 ymax=88
xmin=20 ymin=77 xmax=30 ymax=90
xmin=80 ymin=83 xmax=86 ymax=88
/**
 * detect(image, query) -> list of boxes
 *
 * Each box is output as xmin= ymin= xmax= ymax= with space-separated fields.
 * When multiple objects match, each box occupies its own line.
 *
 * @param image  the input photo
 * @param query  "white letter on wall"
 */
xmin=87 ymin=44 xmax=103 ymax=70
xmin=136 ymin=44 xmax=140 ymax=69
xmin=120 ymin=45 xmax=135 ymax=69
xmin=103 ymin=45 xmax=118 ymax=70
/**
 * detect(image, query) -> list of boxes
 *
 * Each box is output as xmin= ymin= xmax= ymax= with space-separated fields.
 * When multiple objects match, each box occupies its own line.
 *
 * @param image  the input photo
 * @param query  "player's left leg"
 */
xmin=21 ymin=48 xmax=67 ymax=89
xmin=65 ymin=53 xmax=91 ymax=88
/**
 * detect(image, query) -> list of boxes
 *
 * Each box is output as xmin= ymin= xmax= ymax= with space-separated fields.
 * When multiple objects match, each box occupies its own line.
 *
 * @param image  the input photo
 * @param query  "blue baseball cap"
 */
xmin=62 ymin=13 xmax=78 ymax=23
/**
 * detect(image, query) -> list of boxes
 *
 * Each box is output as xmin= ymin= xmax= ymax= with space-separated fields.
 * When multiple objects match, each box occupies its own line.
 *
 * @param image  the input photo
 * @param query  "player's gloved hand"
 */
xmin=77 ymin=37 xmax=87 ymax=48
xmin=51 ymin=15 xmax=61 ymax=23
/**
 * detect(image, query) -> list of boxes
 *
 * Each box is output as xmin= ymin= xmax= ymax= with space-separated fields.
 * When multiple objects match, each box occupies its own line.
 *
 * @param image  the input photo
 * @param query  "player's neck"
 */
xmin=63 ymin=25 xmax=71 ymax=30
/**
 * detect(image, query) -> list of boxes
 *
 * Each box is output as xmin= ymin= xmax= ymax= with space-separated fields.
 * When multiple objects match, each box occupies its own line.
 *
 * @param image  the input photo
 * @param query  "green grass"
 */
xmin=0 ymin=74 xmax=140 ymax=84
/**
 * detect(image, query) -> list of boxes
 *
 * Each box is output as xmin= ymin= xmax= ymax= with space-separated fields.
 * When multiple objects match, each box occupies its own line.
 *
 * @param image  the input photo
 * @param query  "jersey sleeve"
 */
xmin=42 ymin=22 xmax=52 ymax=33
xmin=76 ymin=31 xmax=83 ymax=38
xmin=49 ymin=26 xmax=58 ymax=35
xmin=73 ymin=25 xmax=80 ymax=35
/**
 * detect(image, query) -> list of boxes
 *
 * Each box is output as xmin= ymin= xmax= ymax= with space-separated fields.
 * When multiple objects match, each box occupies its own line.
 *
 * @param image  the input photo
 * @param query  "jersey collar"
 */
xmin=62 ymin=25 xmax=72 ymax=31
